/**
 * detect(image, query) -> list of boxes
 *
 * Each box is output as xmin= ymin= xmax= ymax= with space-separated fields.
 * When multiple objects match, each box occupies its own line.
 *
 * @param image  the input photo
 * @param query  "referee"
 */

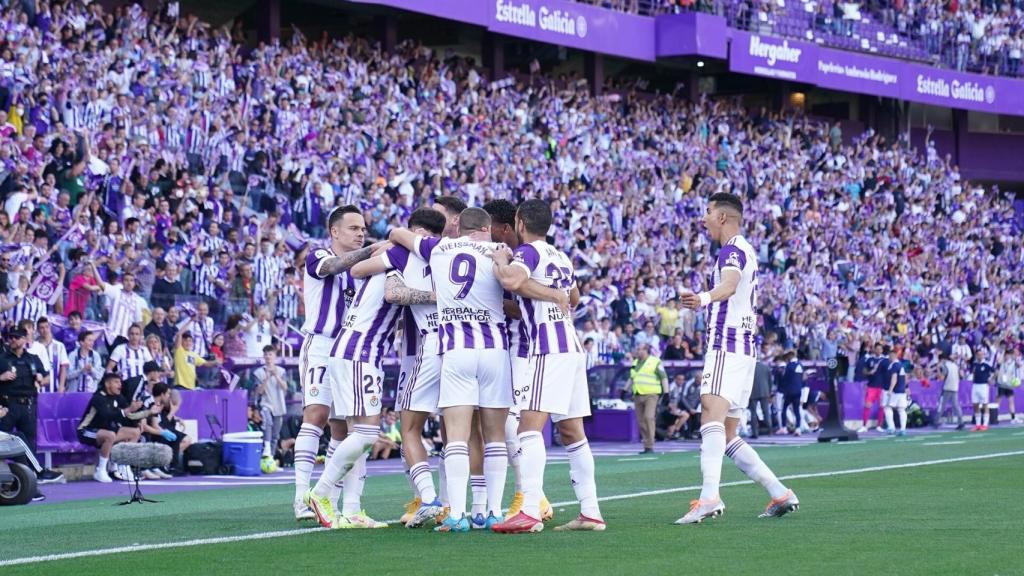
xmin=0 ymin=327 xmax=63 ymax=496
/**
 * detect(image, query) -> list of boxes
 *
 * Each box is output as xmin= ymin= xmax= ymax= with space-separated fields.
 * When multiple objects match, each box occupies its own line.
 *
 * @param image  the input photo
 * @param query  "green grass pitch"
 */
xmin=3 ymin=428 xmax=1022 ymax=576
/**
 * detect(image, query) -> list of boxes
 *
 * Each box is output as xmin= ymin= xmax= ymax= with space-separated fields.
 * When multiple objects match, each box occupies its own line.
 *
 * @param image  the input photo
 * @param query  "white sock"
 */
xmin=897 ymin=408 xmax=908 ymax=431
xmin=483 ymin=442 xmax=508 ymax=517
xmin=518 ymin=431 xmax=546 ymax=519
xmin=983 ymin=411 xmax=990 ymax=426
xmin=438 ymin=453 xmax=449 ymax=506
xmin=884 ymin=406 xmax=895 ymax=430
xmin=326 ymin=438 xmax=343 ymax=508
xmin=566 ymin=439 xmax=601 ymax=520
xmin=97 ymin=455 xmax=109 ymax=471
xmin=263 ymin=441 xmax=272 ymax=457
xmin=505 ymin=414 xmax=523 ymax=493
xmin=312 ymin=425 xmax=376 ymax=499
xmin=293 ymin=423 xmax=322 ymax=501
xmin=341 ymin=452 xmax=368 ymax=515
xmin=726 ymin=437 xmax=788 ymax=499
xmin=410 ymin=461 xmax=437 ymax=503
xmin=470 ymin=474 xmax=487 ymax=516
xmin=699 ymin=422 xmax=726 ymax=502
xmin=444 ymin=442 xmax=470 ymax=519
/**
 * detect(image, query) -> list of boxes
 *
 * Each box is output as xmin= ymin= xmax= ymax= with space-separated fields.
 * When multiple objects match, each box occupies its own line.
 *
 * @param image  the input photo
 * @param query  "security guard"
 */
xmin=630 ymin=343 xmax=668 ymax=454
xmin=0 ymin=327 xmax=55 ymax=496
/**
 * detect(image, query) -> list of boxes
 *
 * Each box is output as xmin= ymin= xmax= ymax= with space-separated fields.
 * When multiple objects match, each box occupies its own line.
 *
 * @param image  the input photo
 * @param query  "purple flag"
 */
xmin=28 ymin=261 xmax=62 ymax=305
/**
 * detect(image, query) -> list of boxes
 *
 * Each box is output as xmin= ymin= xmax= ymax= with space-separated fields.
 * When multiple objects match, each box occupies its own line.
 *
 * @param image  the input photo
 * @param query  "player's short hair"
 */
xmin=327 ymin=204 xmax=361 ymax=230
xmin=709 ymin=192 xmax=743 ymax=216
xmin=152 ymin=382 xmax=170 ymax=397
xmin=262 ymin=344 xmax=276 ymax=354
xmin=483 ymin=199 xmax=517 ymax=227
xmin=458 ymin=208 xmax=491 ymax=234
xmin=101 ymin=372 xmax=121 ymax=387
xmin=434 ymin=196 xmax=468 ymax=217
xmin=36 ymin=316 xmax=49 ymax=327
xmin=516 ymin=199 xmax=552 ymax=236
xmin=407 ymin=208 xmax=447 ymax=236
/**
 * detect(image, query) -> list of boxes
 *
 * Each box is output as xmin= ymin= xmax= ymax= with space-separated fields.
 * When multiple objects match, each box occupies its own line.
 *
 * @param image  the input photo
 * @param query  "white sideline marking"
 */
xmin=3 ymin=450 xmax=1023 ymax=567
xmin=923 ymin=441 xmax=966 ymax=446
xmin=617 ymin=457 xmax=658 ymax=462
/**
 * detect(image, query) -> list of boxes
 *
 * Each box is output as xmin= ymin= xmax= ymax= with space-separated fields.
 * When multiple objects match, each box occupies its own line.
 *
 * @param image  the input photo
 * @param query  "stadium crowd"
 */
xmin=579 ymin=0 xmax=1024 ymax=77
xmin=0 ymin=0 xmax=1021 ymax=486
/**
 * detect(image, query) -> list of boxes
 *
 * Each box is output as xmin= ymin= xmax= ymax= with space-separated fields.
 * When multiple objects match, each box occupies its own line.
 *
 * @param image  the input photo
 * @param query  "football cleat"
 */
xmin=491 ymin=511 xmax=544 ymax=534
xmin=294 ymin=500 xmax=316 ymax=521
xmin=540 ymin=496 xmax=554 ymax=521
xmin=406 ymin=499 xmax=444 ymax=529
xmin=505 ymin=492 xmax=524 ymax=520
xmin=896 ymin=430 xmax=907 ymax=437
xmin=433 ymin=514 xmax=471 ymax=533
xmin=304 ymin=489 xmax=336 ymax=529
xmin=759 ymin=490 xmax=800 ymax=518
xmin=471 ymin=513 xmax=500 ymax=530
xmin=674 ymin=498 xmax=725 ymax=524
xmin=400 ymin=497 xmax=422 ymax=525
xmin=335 ymin=510 xmax=388 ymax=529
xmin=553 ymin=514 xmax=606 ymax=531
xmin=435 ymin=505 xmax=450 ymax=524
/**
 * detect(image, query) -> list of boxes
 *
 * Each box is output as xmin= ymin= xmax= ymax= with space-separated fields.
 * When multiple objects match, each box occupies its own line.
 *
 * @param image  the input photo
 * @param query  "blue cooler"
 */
xmin=222 ymin=432 xmax=264 ymax=476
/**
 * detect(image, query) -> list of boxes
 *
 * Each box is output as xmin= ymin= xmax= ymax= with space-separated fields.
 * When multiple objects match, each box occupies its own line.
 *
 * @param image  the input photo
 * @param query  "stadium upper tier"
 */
xmin=574 ymin=0 xmax=1023 ymax=78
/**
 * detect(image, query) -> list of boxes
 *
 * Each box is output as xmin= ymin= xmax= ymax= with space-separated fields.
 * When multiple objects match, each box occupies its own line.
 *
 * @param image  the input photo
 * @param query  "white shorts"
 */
xmin=881 ymin=390 xmax=892 ymax=406
xmin=509 ymin=354 xmax=532 ymax=416
xmin=300 ymin=335 xmax=335 ymax=412
xmin=439 ymin=348 xmax=513 ymax=409
xmin=327 ymin=357 xmax=384 ymax=418
xmin=700 ymin=350 xmax=755 ymax=419
xmin=971 ymin=384 xmax=990 ymax=405
xmin=522 ymin=352 xmax=591 ymax=423
xmin=396 ymin=333 xmax=442 ymax=413
xmin=887 ymin=392 xmax=908 ymax=409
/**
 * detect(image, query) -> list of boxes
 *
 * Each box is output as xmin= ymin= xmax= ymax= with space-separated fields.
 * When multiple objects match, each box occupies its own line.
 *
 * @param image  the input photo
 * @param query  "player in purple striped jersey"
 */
xmin=484 ymin=199 xmax=554 ymax=522
xmin=293 ymin=205 xmax=385 ymax=521
xmin=390 ymin=208 xmax=515 ymax=532
xmin=350 ymin=208 xmax=448 ymax=528
xmin=490 ymin=199 xmax=604 ymax=534
xmin=431 ymin=196 xmax=489 ymax=526
xmin=305 ymin=212 xmax=403 ymax=529
xmin=677 ymin=193 xmax=798 ymax=524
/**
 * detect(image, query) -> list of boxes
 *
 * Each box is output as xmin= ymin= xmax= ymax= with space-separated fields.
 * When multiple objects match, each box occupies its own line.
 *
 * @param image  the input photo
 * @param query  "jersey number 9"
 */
xmin=450 ymin=254 xmax=476 ymax=299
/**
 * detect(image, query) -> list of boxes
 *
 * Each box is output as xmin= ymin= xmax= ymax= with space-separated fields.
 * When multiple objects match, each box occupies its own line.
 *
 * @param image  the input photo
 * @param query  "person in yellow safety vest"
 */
xmin=630 ymin=344 xmax=669 ymax=454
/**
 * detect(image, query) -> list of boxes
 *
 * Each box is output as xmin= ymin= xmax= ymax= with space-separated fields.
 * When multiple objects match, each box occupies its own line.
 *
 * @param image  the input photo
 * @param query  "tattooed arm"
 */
xmin=318 ymin=242 xmax=386 ymax=276
xmin=384 ymin=275 xmax=436 ymax=306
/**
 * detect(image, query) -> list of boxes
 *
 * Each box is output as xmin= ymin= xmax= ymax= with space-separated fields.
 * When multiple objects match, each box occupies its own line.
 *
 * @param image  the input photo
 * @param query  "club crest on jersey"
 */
xmin=725 ymin=251 xmax=741 ymax=268
xmin=315 ymin=249 xmax=330 ymax=260
xmin=309 ymin=386 xmax=319 ymax=397
xmin=369 ymin=395 xmax=379 ymax=407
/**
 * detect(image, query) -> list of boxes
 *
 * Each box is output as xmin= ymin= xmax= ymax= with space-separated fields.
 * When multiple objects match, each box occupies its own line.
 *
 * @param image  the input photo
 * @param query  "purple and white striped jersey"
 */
xmin=301 ymin=247 xmax=355 ymax=339
xmin=511 ymin=240 xmax=582 ymax=356
xmin=330 ymin=273 xmax=401 ymax=367
xmin=381 ymin=245 xmax=438 ymax=358
xmin=505 ymin=290 xmax=530 ymax=359
xmin=706 ymin=235 xmax=758 ymax=357
xmin=413 ymin=236 xmax=508 ymax=354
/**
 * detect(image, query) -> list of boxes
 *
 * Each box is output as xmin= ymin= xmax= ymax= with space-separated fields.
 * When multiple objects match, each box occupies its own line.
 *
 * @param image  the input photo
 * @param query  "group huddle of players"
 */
xmin=288 ymin=191 xmax=800 ymax=533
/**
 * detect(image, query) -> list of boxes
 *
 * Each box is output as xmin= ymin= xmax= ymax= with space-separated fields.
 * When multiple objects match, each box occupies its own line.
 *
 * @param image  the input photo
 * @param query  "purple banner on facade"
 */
xmin=655 ymin=12 xmax=727 ymax=60
xmin=729 ymin=31 xmax=817 ymax=83
xmin=347 ymin=0 xmax=486 ymax=26
xmin=902 ymin=63 xmax=1024 ymax=116
xmin=487 ymin=0 xmax=655 ymax=61
xmin=815 ymin=47 xmax=904 ymax=100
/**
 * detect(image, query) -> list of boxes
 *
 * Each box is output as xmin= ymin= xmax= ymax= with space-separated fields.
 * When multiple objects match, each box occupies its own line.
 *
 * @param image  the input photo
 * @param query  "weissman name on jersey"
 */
xmin=414 ymin=235 xmax=508 ymax=354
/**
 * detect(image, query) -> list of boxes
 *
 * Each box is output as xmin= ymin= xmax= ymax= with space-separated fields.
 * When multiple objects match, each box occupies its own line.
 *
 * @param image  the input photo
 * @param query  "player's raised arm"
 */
xmin=317 ymin=240 xmax=387 ymax=277
xmin=384 ymin=274 xmax=435 ymax=306
xmin=351 ymin=254 xmax=390 ymax=279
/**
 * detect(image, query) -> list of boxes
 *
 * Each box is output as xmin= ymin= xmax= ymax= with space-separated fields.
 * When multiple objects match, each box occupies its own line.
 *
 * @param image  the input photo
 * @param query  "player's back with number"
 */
xmin=416 ymin=236 xmax=508 ymax=352
xmin=513 ymin=239 xmax=581 ymax=356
